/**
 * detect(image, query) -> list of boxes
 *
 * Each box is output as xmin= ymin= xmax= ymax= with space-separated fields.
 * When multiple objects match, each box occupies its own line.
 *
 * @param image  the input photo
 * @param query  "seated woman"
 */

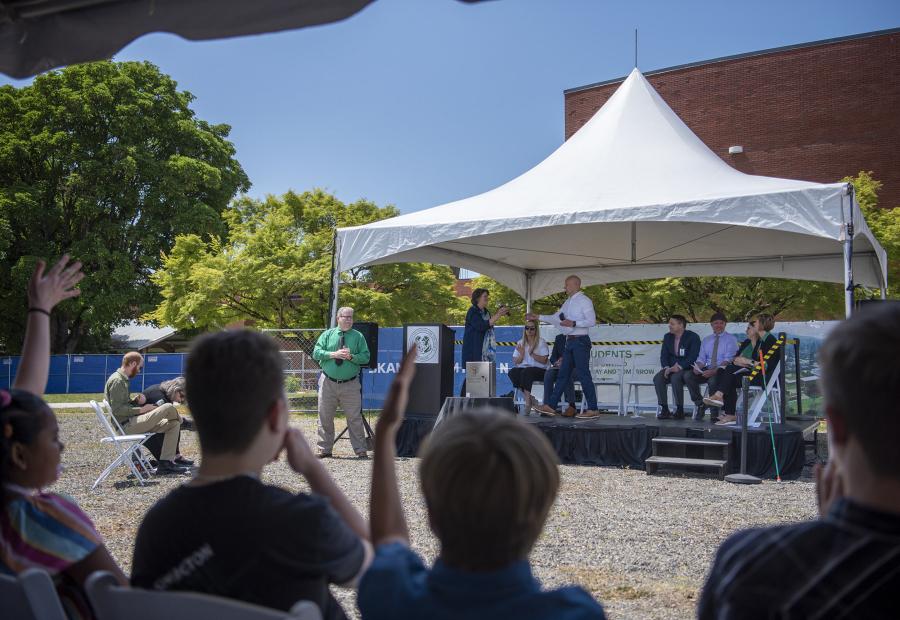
xmin=508 ymin=320 xmax=550 ymax=416
xmin=703 ymin=313 xmax=778 ymax=424
xmin=140 ymin=377 xmax=193 ymax=467
xmin=0 ymin=257 xmax=128 ymax=619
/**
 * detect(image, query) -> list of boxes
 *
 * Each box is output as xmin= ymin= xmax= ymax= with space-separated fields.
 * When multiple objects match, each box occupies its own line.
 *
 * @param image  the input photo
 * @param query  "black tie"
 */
xmin=335 ymin=332 xmax=344 ymax=366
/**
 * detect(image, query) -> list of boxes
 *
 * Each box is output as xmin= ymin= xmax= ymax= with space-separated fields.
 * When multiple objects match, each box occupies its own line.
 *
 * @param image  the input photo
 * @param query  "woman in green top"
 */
xmin=703 ymin=314 xmax=778 ymax=424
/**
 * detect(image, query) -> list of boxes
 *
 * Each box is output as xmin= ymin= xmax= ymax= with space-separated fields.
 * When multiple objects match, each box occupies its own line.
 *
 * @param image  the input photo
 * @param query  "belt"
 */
xmin=566 ymin=334 xmax=587 ymax=339
xmin=325 ymin=375 xmax=354 ymax=384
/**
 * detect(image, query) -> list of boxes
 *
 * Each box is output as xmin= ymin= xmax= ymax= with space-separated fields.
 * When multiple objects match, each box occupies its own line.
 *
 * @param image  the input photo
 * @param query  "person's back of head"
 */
xmin=818 ymin=303 xmax=900 ymax=477
xmin=186 ymin=330 xmax=285 ymax=454
xmin=419 ymin=408 xmax=559 ymax=572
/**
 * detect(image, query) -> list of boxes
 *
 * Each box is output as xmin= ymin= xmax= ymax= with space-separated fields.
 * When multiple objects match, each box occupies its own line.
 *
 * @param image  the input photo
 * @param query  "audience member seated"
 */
xmin=104 ymin=353 xmax=188 ymax=474
xmin=654 ymin=315 xmax=700 ymax=420
xmin=357 ymin=345 xmax=606 ymax=619
xmin=703 ymin=314 xmax=777 ymax=424
xmin=543 ymin=333 xmax=577 ymax=416
xmin=0 ymin=256 xmax=129 ymax=618
xmin=139 ymin=377 xmax=193 ymax=467
xmin=680 ymin=313 xmax=739 ymax=422
xmin=699 ymin=303 xmax=900 ymax=619
xmin=509 ymin=320 xmax=550 ymax=416
xmin=131 ymin=330 xmax=373 ymax=620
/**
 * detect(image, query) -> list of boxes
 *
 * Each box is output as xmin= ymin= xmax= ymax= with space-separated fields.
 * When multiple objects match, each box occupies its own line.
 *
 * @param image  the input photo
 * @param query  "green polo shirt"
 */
xmin=313 ymin=327 xmax=371 ymax=380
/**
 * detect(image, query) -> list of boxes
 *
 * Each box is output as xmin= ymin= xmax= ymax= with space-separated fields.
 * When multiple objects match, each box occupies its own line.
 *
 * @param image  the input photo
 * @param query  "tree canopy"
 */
xmin=145 ymin=189 xmax=462 ymax=330
xmin=472 ymin=171 xmax=896 ymax=325
xmin=0 ymin=60 xmax=250 ymax=353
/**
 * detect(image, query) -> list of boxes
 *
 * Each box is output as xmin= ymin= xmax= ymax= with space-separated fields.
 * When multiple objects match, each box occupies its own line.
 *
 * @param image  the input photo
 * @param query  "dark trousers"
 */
xmin=509 ymin=366 xmax=545 ymax=393
xmin=543 ymin=366 xmax=576 ymax=405
xmin=682 ymin=368 xmax=720 ymax=405
xmin=715 ymin=364 xmax=765 ymax=415
xmin=653 ymin=369 xmax=685 ymax=409
xmin=548 ymin=336 xmax=596 ymax=410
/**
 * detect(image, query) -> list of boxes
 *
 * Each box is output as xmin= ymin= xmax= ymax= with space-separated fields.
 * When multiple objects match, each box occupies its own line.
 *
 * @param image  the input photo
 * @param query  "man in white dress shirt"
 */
xmin=527 ymin=275 xmax=600 ymax=419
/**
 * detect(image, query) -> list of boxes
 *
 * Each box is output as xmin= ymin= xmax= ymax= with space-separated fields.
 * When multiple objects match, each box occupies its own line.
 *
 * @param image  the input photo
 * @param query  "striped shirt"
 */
xmin=698 ymin=497 xmax=900 ymax=619
xmin=1 ymin=486 xmax=102 ymax=619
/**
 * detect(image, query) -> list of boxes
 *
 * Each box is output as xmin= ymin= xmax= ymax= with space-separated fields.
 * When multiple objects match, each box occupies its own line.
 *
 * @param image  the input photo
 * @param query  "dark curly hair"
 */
xmin=0 ymin=389 xmax=53 ymax=505
xmin=471 ymin=288 xmax=489 ymax=306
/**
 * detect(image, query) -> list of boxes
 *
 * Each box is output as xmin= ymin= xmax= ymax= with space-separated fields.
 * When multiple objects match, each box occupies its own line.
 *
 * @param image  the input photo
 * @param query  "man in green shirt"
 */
xmin=104 ymin=352 xmax=188 ymax=475
xmin=313 ymin=306 xmax=371 ymax=459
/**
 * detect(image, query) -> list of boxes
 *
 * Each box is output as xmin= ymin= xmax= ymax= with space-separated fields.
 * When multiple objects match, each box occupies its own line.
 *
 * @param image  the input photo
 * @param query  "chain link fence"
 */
xmin=263 ymin=329 xmax=325 ymax=413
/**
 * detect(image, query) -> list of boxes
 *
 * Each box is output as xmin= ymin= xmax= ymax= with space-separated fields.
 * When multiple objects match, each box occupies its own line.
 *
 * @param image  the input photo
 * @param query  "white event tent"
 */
xmin=332 ymin=68 xmax=887 ymax=323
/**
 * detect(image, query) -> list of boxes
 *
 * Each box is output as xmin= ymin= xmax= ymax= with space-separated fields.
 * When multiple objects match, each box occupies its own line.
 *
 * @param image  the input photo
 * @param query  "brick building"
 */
xmin=564 ymin=28 xmax=900 ymax=210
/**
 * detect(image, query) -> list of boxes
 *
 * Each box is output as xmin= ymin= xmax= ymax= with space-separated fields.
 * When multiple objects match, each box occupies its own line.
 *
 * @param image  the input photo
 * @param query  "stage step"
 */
xmin=646 ymin=456 xmax=729 ymax=480
xmin=647 ymin=435 xmax=732 ymax=480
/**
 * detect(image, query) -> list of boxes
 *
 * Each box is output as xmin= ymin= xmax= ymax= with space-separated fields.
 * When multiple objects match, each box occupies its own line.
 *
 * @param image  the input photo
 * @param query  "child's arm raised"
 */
xmin=370 ymin=345 xmax=417 ymax=548
xmin=12 ymin=256 xmax=83 ymax=397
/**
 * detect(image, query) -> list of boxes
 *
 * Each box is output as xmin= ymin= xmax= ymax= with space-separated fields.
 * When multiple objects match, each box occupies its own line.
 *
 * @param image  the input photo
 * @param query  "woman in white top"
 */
xmin=509 ymin=319 xmax=550 ymax=415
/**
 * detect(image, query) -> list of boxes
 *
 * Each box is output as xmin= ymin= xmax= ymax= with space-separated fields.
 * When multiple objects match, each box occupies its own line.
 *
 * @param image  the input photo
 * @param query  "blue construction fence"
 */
xmin=0 ymin=354 xmax=186 ymax=394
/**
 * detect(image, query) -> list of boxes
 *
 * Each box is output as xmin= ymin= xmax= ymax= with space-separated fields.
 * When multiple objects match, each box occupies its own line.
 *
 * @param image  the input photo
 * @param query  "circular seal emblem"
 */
xmin=409 ymin=327 xmax=438 ymax=363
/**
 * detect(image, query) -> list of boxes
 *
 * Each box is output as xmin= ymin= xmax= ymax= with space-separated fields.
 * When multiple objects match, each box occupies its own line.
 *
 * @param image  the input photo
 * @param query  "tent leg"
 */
xmin=329 ymin=233 xmax=341 ymax=328
xmin=843 ymin=229 xmax=853 ymax=318
xmin=525 ymin=273 xmax=532 ymax=314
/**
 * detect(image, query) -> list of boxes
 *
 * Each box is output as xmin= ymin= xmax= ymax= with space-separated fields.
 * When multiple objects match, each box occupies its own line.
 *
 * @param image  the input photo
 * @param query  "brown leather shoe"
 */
xmin=533 ymin=404 xmax=556 ymax=416
xmin=563 ymin=405 xmax=578 ymax=417
xmin=357 ymin=451 xmax=369 ymax=459
xmin=315 ymin=452 xmax=332 ymax=459
xmin=575 ymin=409 xmax=600 ymax=419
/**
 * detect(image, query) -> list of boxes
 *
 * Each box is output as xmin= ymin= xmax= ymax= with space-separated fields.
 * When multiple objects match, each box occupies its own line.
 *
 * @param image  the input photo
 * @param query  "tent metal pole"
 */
xmin=329 ymin=232 xmax=340 ymax=329
xmin=841 ymin=191 xmax=854 ymax=318
xmin=525 ymin=273 xmax=532 ymax=314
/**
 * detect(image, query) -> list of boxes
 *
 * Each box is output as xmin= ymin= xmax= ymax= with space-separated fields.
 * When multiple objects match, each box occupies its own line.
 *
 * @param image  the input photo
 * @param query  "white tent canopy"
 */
xmin=335 ymin=68 xmax=887 ymax=317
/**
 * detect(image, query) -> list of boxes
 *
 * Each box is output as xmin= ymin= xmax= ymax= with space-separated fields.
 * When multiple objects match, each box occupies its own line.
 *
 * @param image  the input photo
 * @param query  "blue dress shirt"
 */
xmin=695 ymin=331 xmax=740 ymax=370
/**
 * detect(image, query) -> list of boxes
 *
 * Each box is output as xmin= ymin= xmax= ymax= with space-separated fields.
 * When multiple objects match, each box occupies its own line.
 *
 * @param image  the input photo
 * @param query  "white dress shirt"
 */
xmin=539 ymin=291 xmax=596 ymax=336
xmin=514 ymin=338 xmax=550 ymax=369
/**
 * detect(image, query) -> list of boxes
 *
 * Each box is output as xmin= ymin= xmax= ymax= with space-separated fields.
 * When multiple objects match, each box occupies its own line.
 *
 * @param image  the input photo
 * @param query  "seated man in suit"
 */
xmin=654 ymin=315 xmax=700 ymax=420
xmin=699 ymin=303 xmax=900 ymax=619
xmin=542 ymin=333 xmax=577 ymax=416
xmin=678 ymin=313 xmax=739 ymax=422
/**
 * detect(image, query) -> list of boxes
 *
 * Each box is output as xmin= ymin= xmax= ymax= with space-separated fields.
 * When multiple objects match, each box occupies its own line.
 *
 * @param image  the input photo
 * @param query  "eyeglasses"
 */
xmin=338 ymin=315 xmax=353 ymax=319
xmin=524 ymin=326 xmax=536 ymax=331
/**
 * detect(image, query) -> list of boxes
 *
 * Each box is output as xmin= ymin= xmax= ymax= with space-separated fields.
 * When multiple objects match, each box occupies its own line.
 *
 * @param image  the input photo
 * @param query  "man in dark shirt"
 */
xmin=131 ymin=330 xmax=373 ymax=620
xmin=140 ymin=378 xmax=192 ymax=466
xmin=698 ymin=303 xmax=900 ymax=619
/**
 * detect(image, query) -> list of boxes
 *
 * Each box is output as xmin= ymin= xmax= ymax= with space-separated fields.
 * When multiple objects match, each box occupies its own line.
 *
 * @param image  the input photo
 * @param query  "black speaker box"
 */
xmin=352 ymin=321 xmax=379 ymax=369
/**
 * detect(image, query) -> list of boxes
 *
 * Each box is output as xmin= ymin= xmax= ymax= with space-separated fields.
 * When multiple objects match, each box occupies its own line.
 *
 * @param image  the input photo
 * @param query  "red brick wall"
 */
xmin=564 ymin=31 xmax=900 ymax=210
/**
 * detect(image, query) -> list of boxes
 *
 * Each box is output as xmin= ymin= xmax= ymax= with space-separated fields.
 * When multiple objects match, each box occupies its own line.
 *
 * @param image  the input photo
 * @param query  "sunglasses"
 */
xmin=524 ymin=326 xmax=536 ymax=331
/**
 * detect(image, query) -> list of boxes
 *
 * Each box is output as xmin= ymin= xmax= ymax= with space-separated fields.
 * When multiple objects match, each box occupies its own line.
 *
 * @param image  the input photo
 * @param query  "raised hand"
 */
xmin=283 ymin=427 xmax=316 ymax=476
xmin=377 ymin=345 xmax=418 ymax=438
xmin=815 ymin=459 xmax=845 ymax=519
xmin=28 ymin=254 xmax=83 ymax=312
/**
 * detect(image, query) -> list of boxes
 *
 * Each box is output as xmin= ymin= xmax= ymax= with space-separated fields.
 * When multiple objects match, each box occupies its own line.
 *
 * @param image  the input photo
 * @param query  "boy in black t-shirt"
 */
xmin=131 ymin=330 xmax=373 ymax=620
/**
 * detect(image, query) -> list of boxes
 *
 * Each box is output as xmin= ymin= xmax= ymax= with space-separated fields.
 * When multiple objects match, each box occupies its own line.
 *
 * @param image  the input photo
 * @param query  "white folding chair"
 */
xmin=85 ymin=571 xmax=322 ymax=620
xmin=0 ymin=568 xmax=68 ymax=620
xmin=718 ymin=361 xmax=782 ymax=427
xmin=590 ymin=357 xmax=625 ymax=415
xmin=102 ymin=399 xmax=155 ymax=474
xmin=625 ymin=364 xmax=660 ymax=418
xmin=89 ymin=400 xmax=154 ymax=489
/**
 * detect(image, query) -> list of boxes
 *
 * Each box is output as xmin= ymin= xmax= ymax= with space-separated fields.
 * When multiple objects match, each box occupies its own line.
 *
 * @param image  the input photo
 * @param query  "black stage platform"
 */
xmin=396 ymin=411 xmax=819 ymax=480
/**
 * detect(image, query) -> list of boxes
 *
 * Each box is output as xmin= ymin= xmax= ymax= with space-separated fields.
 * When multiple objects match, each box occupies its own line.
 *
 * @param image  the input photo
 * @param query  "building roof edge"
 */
xmin=564 ymin=26 xmax=900 ymax=95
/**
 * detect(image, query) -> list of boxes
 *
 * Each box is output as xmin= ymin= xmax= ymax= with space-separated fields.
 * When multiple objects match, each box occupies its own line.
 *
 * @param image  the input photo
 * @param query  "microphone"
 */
xmin=559 ymin=313 xmax=566 ymax=321
xmin=335 ymin=332 xmax=344 ymax=366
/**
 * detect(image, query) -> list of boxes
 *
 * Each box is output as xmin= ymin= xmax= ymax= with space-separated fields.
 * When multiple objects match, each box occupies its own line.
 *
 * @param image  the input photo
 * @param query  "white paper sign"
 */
xmin=407 ymin=326 xmax=439 ymax=364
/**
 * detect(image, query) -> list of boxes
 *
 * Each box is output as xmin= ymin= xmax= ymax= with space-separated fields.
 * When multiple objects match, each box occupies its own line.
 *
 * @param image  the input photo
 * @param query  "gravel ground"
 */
xmin=53 ymin=409 xmax=827 ymax=619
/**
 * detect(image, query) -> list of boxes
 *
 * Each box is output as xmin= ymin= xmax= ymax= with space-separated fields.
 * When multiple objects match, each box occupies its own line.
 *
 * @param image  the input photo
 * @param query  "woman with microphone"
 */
xmin=460 ymin=288 xmax=508 ymax=396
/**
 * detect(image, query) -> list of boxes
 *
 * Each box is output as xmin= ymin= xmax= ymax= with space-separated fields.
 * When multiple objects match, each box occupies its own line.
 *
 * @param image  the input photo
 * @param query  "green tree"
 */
xmin=843 ymin=171 xmax=899 ymax=299
xmin=146 ymin=189 xmax=462 ymax=329
xmin=0 ymin=60 xmax=250 ymax=353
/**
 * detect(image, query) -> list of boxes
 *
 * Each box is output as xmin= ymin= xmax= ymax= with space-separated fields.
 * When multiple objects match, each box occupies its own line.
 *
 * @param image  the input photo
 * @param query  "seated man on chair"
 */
xmin=679 ymin=313 xmax=738 ymax=422
xmin=104 ymin=352 xmax=188 ymax=475
xmin=654 ymin=315 xmax=700 ymax=420
xmin=543 ymin=333 xmax=577 ymax=415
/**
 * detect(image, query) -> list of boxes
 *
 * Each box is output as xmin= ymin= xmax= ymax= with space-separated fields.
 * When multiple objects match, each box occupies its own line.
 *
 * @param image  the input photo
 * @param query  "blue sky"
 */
xmin=3 ymin=0 xmax=899 ymax=215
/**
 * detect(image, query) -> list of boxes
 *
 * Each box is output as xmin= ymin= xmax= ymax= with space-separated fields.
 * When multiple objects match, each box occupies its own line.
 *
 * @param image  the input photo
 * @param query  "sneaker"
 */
xmin=703 ymin=395 xmax=724 ymax=407
xmin=673 ymin=408 xmax=685 ymax=420
xmin=173 ymin=455 xmax=194 ymax=466
xmin=562 ymin=405 xmax=578 ymax=417
xmin=155 ymin=460 xmax=189 ymax=475
xmin=575 ymin=409 xmax=600 ymax=419
xmin=533 ymin=404 xmax=557 ymax=416
xmin=179 ymin=417 xmax=195 ymax=432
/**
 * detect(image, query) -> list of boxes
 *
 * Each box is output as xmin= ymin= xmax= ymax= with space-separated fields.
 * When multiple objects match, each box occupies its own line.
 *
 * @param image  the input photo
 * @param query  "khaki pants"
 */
xmin=123 ymin=403 xmax=182 ymax=461
xmin=317 ymin=375 xmax=367 ymax=454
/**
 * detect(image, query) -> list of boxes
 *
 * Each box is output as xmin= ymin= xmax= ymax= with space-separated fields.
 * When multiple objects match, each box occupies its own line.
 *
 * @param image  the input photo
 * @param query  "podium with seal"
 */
xmin=402 ymin=323 xmax=455 ymax=416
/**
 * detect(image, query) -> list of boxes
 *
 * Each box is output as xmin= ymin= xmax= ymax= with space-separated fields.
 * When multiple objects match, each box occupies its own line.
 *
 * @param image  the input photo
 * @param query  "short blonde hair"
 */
xmin=756 ymin=313 xmax=775 ymax=333
xmin=419 ymin=408 xmax=560 ymax=571
xmin=122 ymin=352 xmax=143 ymax=368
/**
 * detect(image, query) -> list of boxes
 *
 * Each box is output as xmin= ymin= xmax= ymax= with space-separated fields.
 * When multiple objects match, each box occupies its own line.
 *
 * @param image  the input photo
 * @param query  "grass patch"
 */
xmin=560 ymin=568 xmax=654 ymax=600
xmin=44 ymin=393 xmax=105 ymax=403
